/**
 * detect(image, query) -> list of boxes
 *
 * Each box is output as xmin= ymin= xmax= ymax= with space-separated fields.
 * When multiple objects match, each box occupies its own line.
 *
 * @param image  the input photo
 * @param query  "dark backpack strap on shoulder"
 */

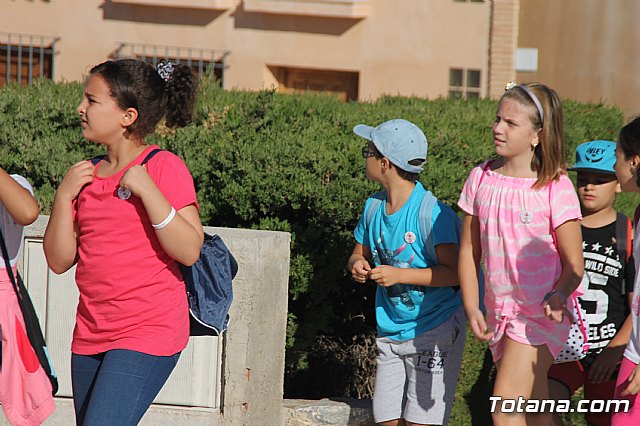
xmin=141 ymin=148 xmax=163 ymax=165
xmin=628 ymin=216 xmax=633 ymax=259
xmin=616 ymin=212 xmax=630 ymax=260
xmin=89 ymin=148 xmax=161 ymax=167
xmin=616 ymin=212 xmax=632 ymax=295
xmin=90 ymin=155 xmax=106 ymax=166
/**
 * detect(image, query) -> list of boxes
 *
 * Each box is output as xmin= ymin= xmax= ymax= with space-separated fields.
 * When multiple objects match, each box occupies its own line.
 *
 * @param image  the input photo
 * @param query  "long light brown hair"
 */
xmin=501 ymin=82 xmax=565 ymax=189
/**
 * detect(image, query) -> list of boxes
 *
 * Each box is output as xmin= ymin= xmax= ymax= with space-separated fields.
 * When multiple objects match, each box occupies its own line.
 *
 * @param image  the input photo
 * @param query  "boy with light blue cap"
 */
xmin=548 ymin=140 xmax=635 ymax=426
xmin=568 ymin=139 xmax=618 ymax=174
xmin=348 ymin=118 xmax=466 ymax=426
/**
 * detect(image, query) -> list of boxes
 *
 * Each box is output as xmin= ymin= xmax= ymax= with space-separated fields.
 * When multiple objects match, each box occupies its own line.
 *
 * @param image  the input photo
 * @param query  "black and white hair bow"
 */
xmin=157 ymin=61 xmax=175 ymax=82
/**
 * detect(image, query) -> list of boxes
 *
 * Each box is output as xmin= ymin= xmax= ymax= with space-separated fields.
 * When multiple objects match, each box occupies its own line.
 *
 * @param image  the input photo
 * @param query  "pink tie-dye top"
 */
xmin=458 ymin=161 xmax=582 ymax=318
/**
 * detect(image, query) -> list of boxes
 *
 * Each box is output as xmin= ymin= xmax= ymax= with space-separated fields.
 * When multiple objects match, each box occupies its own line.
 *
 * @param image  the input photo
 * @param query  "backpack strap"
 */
xmin=364 ymin=188 xmax=463 ymax=293
xmin=616 ymin=212 xmax=632 ymax=294
xmin=616 ymin=212 xmax=630 ymax=261
xmin=90 ymin=155 xmax=106 ymax=166
xmin=418 ymin=190 xmax=439 ymax=265
xmin=478 ymin=160 xmax=492 ymax=186
xmin=364 ymin=189 xmax=441 ymax=265
xmin=418 ymin=190 xmax=462 ymax=293
xmin=364 ymin=191 xmax=386 ymax=232
xmin=628 ymin=216 xmax=633 ymax=259
xmin=141 ymin=148 xmax=162 ymax=165
xmin=89 ymin=148 xmax=162 ymax=166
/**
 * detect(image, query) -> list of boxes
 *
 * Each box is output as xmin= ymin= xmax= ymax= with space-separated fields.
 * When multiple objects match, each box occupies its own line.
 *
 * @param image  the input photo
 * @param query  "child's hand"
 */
xmin=350 ymin=259 xmax=371 ymax=284
xmin=621 ymin=364 xmax=640 ymax=396
xmin=120 ymin=165 xmax=155 ymax=199
xmin=588 ymin=346 xmax=625 ymax=384
xmin=542 ymin=291 xmax=567 ymax=323
xmin=58 ymin=161 xmax=95 ymax=201
xmin=369 ymin=265 xmax=401 ymax=287
xmin=466 ymin=308 xmax=493 ymax=341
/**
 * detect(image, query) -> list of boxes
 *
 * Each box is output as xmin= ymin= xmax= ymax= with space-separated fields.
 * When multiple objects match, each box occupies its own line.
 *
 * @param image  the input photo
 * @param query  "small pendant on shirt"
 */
xmin=520 ymin=210 xmax=533 ymax=224
xmin=117 ymin=186 xmax=131 ymax=200
xmin=404 ymin=231 xmax=416 ymax=244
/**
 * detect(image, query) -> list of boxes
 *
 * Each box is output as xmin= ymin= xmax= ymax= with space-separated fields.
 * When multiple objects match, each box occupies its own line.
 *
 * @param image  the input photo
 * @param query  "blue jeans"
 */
xmin=71 ymin=349 xmax=180 ymax=426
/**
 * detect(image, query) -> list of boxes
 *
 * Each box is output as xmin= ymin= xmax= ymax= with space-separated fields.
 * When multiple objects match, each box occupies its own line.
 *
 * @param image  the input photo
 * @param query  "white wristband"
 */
xmin=152 ymin=207 xmax=176 ymax=230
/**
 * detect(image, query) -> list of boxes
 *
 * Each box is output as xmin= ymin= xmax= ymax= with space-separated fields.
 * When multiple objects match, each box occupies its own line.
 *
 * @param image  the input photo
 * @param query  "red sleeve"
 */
xmin=146 ymin=151 xmax=199 ymax=211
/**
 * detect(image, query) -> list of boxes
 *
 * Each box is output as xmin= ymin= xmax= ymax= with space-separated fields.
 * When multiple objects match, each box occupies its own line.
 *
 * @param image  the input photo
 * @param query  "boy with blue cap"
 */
xmin=548 ymin=140 xmax=635 ymax=426
xmin=348 ymin=119 xmax=466 ymax=426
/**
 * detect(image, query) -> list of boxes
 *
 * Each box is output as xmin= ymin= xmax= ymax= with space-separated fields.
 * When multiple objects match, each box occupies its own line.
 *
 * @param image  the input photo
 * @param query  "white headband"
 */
xmin=505 ymin=82 xmax=544 ymax=125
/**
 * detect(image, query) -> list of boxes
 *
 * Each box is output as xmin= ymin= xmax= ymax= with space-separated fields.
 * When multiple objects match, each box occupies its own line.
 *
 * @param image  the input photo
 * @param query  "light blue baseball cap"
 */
xmin=568 ymin=140 xmax=616 ymax=174
xmin=353 ymin=119 xmax=428 ymax=174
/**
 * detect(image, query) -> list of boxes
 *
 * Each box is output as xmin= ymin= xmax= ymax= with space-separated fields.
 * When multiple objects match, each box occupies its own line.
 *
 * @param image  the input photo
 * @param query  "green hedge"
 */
xmin=0 ymin=78 xmax=632 ymax=424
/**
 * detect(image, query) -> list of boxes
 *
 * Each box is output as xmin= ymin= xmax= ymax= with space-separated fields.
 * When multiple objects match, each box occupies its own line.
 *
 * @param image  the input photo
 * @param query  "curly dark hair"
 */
xmin=89 ymin=59 xmax=197 ymax=139
xmin=617 ymin=116 xmax=640 ymax=189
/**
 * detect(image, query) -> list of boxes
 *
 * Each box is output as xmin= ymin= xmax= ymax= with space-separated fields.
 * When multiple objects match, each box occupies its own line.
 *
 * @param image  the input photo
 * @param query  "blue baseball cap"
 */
xmin=568 ymin=140 xmax=617 ymax=174
xmin=353 ymin=119 xmax=428 ymax=174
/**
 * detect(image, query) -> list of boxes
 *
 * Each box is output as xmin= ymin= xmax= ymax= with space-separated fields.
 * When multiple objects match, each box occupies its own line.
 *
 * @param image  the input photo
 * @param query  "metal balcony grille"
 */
xmin=0 ymin=32 xmax=59 ymax=86
xmin=113 ymin=42 xmax=230 ymax=85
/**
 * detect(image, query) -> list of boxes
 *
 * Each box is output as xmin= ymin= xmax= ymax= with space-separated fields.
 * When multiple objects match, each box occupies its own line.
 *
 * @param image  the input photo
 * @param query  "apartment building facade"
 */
xmin=2 ymin=0 xmax=520 ymax=102
xmin=7 ymin=1 xmax=633 ymax=118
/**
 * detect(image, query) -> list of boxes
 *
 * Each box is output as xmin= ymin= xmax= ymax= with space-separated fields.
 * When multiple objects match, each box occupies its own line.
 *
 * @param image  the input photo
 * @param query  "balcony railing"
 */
xmin=113 ymin=42 xmax=230 ymax=85
xmin=110 ymin=0 xmax=235 ymax=9
xmin=243 ymin=0 xmax=371 ymax=18
xmin=0 ymin=31 xmax=59 ymax=86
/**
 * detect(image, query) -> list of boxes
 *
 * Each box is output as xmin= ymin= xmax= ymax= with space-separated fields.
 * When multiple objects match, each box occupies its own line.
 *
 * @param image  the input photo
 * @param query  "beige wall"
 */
xmin=517 ymin=0 xmax=640 ymax=119
xmin=1 ymin=0 xmax=491 ymax=100
xmin=2 ymin=0 xmax=231 ymax=81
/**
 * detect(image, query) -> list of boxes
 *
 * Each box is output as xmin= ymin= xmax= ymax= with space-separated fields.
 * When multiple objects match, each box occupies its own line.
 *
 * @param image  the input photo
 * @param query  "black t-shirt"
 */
xmin=579 ymin=217 xmax=635 ymax=364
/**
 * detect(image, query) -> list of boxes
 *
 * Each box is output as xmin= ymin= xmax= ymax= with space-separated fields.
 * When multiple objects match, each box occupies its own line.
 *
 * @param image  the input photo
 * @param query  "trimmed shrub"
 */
xmin=0 ymin=78 xmax=630 ymax=423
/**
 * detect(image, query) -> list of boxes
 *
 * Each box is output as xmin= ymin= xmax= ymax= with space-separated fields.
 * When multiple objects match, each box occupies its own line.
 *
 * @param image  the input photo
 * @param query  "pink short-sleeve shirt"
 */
xmin=72 ymin=145 xmax=199 ymax=356
xmin=458 ymin=161 xmax=582 ymax=360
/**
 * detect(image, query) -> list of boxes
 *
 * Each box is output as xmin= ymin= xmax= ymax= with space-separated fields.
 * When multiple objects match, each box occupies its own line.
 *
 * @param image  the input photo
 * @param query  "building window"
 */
xmin=270 ymin=66 xmax=359 ymax=101
xmin=1 ymin=32 xmax=57 ymax=87
xmin=113 ymin=43 xmax=229 ymax=85
xmin=449 ymin=68 xmax=481 ymax=99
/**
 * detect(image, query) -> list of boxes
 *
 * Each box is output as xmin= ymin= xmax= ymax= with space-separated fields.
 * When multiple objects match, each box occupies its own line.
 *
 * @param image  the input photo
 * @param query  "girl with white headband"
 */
xmin=43 ymin=59 xmax=204 ymax=425
xmin=457 ymin=82 xmax=584 ymax=425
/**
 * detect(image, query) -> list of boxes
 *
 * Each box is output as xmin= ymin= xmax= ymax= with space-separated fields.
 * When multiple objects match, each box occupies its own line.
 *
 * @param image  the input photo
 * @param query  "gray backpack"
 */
xmin=365 ymin=190 xmax=453 ymax=268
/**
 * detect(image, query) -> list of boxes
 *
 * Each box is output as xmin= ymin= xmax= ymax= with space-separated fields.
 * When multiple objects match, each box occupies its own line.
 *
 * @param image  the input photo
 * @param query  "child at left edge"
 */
xmin=0 ymin=169 xmax=52 ymax=426
xmin=348 ymin=119 xmax=465 ymax=426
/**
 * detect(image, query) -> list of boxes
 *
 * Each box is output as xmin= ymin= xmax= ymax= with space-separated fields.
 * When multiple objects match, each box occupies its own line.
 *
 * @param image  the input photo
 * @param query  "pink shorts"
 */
xmin=488 ymin=313 xmax=571 ymax=362
xmin=612 ymin=356 xmax=640 ymax=425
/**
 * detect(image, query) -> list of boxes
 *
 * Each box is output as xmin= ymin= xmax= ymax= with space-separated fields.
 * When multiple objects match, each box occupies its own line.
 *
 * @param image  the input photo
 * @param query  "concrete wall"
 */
xmin=517 ymin=0 xmax=640 ymax=118
xmin=2 ymin=216 xmax=291 ymax=426
xmin=1 ymin=0 xmax=492 ymax=99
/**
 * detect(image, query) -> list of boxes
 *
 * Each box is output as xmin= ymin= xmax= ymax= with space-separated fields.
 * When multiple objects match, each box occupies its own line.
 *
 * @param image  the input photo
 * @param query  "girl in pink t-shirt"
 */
xmin=457 ymin=83 xmax=583 ymax=425
xmin=612 ymin=117 xmax=640 ymax=425
xmin=43 ymin=59 xmax=204 ymax=425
